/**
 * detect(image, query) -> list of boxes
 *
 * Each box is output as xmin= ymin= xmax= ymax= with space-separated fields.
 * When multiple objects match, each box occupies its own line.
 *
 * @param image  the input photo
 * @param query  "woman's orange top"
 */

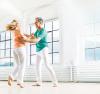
xmin=14 ymin=31 xmax=25 ymax=48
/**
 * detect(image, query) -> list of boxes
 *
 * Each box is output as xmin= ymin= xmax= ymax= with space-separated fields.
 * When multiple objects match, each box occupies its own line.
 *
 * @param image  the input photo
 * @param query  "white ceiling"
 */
xmin=0 ymin=0 xmax=56 ymax=12
xmin=0 ymin=0 xmax=57 ymax=31
xmin=1 ymin=0 xmax=100 ymax=31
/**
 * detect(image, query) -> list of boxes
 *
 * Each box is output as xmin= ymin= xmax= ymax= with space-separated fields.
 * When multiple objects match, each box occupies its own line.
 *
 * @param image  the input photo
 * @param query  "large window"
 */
xmin=85 ymin=22 xmax=100 ymax=62
xmin=85 ymin=41 xmax=100 ymax=61
xmin=29 ymin=19 xmax=60 ymax=64
xmin=0 ymin=31 xmax=13 ymax=67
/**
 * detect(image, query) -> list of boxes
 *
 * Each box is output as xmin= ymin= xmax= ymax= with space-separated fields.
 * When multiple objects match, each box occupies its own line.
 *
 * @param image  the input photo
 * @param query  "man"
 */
xmin=25 ymin=17 xmax=58 ymax=87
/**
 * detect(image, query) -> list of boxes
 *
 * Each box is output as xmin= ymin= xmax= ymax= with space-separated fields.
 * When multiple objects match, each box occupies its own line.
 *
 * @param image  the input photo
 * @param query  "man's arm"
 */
xmin=24 ymin=37 xmax=40 ymax=43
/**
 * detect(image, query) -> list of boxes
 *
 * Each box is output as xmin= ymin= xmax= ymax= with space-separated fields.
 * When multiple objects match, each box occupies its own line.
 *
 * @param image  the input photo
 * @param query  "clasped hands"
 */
xmin=18 ymin=33 xmax=35 ymax=43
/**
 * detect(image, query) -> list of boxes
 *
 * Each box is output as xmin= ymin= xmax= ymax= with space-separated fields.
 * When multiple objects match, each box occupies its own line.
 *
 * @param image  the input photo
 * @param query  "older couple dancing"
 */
xmin=6 ymin=17 xmax=58 ymax=88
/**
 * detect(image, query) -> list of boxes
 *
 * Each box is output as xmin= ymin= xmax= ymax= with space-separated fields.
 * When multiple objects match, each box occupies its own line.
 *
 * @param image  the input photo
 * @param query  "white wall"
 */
xmin=57 ymin=0 xmax=99 ymax=65
xmin=57 ymin=0 xmax=81 ymax=65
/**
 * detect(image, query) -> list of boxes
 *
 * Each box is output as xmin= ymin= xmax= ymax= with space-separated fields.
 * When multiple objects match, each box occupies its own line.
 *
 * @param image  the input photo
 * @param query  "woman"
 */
xmin=6 ymin=20 xmax=26 ymax=88
xmin=25 ymin=17 xmax=58 ymax=87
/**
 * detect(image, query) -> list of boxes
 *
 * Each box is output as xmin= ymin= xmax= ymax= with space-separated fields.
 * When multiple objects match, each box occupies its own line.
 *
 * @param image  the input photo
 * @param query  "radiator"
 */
xmin=73 ymin=64 xmax=100 ymax=82
xmin=1 ymin=64 xmax=100 ymax=82
xmin=0 ymin=64 xmax=71 ymax=82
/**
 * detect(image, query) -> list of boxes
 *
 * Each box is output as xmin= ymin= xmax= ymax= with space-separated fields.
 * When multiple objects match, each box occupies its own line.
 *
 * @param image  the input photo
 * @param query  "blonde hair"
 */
xmin=6 ymin=19 xmax=18 ymax=31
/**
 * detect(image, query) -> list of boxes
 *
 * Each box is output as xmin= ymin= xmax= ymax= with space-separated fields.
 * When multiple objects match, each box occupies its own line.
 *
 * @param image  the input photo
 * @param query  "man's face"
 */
xmin=34 ymin=18 xmax=41 ymax=29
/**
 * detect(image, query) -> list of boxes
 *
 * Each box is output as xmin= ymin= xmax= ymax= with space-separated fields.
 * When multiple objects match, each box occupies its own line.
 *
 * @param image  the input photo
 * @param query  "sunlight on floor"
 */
xmin=0 ymin=82 xmax=100 ymax=94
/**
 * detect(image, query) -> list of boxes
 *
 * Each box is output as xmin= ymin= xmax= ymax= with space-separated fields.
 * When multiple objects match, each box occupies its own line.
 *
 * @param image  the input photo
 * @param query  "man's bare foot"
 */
xmin=17 ymin=83 xmax=24 ymax=88
xmin=32 ymin=82 xmax=42 ymax=86
xmin=19 ymin=84 xmax=24 ymax=88
xmin=8 ymin=76 xmax=13 ymax=86
xmin=52 ymin=82 xmax=58 ymax=87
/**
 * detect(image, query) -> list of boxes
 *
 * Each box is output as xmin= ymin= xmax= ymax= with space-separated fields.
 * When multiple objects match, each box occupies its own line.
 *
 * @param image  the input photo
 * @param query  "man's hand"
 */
xmin=19 ymin=33 xmax=37 ymax=43
xmin=24 ymin=33 xmax=35 ymax=39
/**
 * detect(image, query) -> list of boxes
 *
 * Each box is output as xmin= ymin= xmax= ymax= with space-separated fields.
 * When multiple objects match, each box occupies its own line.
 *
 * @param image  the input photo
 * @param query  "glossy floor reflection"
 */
xmin=0 ymin=82 xmax=100 ymax=94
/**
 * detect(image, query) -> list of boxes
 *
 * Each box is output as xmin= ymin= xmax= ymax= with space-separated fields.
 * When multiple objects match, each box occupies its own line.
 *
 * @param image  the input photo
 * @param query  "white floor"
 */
xmin=0 ymin=82 xmax=100 ymax=94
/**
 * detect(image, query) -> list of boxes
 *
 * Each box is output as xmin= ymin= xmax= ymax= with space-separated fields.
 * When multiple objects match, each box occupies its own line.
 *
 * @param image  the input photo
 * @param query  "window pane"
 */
xmin=0 ymin=50 xmax=5 ymax=57
xmin=11 ymin=58 xmax=14 ymax=63
xmin=47 ymin=32 xmax=52 ymax=42
xmin=11 ymin=40 xmax=13 ymax=48
xmin=45 ymin=22 xmax=52 ymax=31
xmin=31 ymin=26 xmax=37 ymax=33
xmin=0 ymin=34 xmax=1 ymax=41
xmin=27 ymin=45 xmax=31 ymax=55
xmin=0 ymin=42 xmax=5 ymax=49
xmin=48 ymin=43 xmax=52 ymax=53
xmin=53 ymin=20 xmax=59 ymax=30
xmin=53 ymin=53 xmax=60 ymax=63
xmin=95 ymin=23 xmax=100 ymax=34
xmin=1 ymin=32 xmax=5 ymax=41
xmin=85 ymin=48 xmax=95 ymax=61
xmin=31 ymin=45 xmax=36 ymax=55
xmin=31 ymin=55 xmax=36 ymax=64
xmin=0 ymin=58 xmax=11 ymax=67
xmin=53 ymin=42 xmax=60 ymax=52
xmin=95 ymin=48 xmax=100 ymax=60
xmin=6 ymin=49 xmax=10 ymax=57
xmin=10 ymin=58 xmax=14 ymax=66
xmin=53 ymin=31 xmax=59 ymax=41
xmin=6 ymin=41 xmax=10 ymax=49
xmin=6 ymin=32 xmax=11 ymax=40
xmin=11 ymin=49 xmax=13 ymax=57
xmin=11 ymin=33 xmax=13 ymax=39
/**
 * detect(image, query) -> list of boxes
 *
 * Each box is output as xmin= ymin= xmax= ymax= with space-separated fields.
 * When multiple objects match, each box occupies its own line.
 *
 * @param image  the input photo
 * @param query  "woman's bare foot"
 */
xmin=8 ymin=76 xmax=13 ymax=86
xmin=17 ymin=83 xmax=20 ymax=86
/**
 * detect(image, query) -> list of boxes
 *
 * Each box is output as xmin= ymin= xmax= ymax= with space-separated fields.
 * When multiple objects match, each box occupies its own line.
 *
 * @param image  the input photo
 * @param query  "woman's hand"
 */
xmin=24 ymin=34 xmax=30 ymax=37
